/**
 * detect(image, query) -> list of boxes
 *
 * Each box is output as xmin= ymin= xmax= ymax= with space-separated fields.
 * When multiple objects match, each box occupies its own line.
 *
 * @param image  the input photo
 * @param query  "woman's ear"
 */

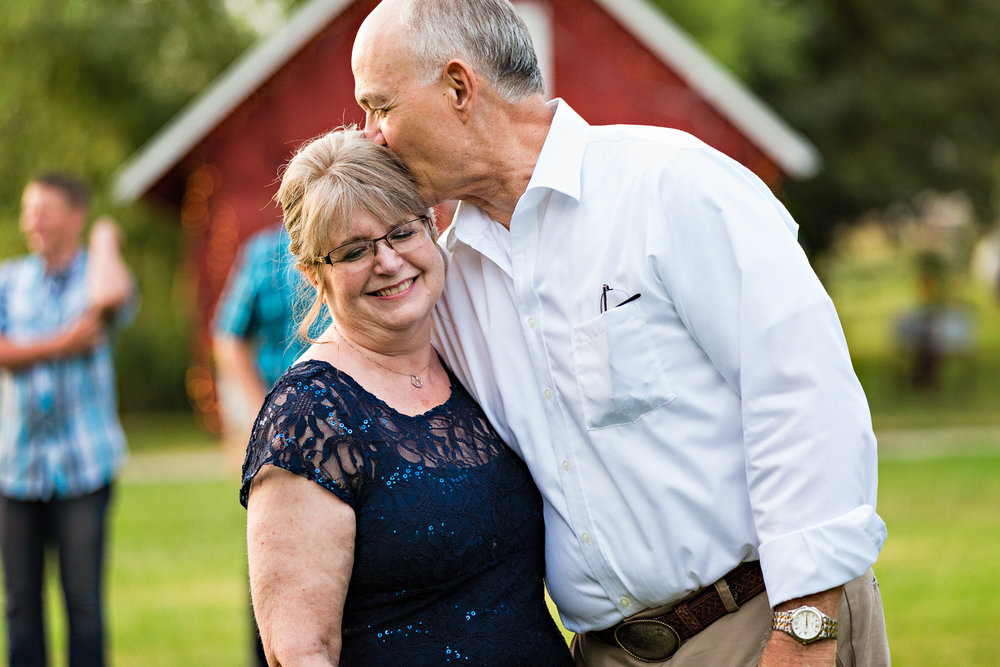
xmin=298 ymin=263 xmax=321 ymax=290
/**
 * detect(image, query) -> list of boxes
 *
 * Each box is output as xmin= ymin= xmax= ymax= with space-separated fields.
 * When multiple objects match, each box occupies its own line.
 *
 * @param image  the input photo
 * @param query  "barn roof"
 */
xmin=112 ymin=0 xmax=819 ymax=204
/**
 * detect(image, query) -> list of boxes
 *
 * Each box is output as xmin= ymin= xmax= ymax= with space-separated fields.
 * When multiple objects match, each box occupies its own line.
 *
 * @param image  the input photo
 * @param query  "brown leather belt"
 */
xmin=591 ymin=560 xmax=766 ymax=662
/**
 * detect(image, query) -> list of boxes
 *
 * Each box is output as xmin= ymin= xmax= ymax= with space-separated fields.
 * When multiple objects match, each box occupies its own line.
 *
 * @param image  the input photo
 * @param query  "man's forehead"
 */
xmin=353 ymin=47 xmax=419 ymax=104
xmin=352 ymin=0 xmax=412 ymax=71
xmin=23 ymin=183 xmax=65 ymax=207
xmin=353 ymin=62 xmax=392 ymax=106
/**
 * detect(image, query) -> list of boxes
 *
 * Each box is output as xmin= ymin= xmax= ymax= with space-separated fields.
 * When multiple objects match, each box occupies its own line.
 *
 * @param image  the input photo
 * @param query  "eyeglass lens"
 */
xmin=328 ymin=218 xmax=428 ymax=264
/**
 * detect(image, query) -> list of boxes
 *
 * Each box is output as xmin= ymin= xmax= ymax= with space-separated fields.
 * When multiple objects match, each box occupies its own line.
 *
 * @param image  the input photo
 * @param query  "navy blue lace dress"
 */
xmin=240 ymin=359 xmax=573 ymax=666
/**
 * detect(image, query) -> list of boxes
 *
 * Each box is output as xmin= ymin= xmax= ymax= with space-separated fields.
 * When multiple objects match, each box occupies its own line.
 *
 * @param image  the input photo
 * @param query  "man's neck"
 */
xmin=457 ymin=96 xmax=555 ymax=229
xmin=41 ymin=244 xmax=80 ymax=275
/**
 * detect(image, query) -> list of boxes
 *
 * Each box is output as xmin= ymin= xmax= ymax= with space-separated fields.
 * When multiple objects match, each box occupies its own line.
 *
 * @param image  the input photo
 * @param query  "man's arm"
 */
xmin=653 ymin=150 xmax=883 ymax=664
xmin=760 ymin=586 xmax=843 ymax=666
xmin=0 ymin=309 xmax=104 ymax=371
xmin=85 ymin=217 xmax=134 ymax=318
xmin=213 ymin=333 xmax=270 ymax=414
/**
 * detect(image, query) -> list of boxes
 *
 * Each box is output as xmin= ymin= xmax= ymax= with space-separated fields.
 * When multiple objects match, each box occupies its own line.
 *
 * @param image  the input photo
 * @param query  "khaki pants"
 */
xmin=572 ymin=569 xmax=890 ymax=667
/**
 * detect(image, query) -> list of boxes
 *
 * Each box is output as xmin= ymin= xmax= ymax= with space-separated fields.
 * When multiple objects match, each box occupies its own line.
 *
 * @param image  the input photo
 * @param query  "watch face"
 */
xmin=791 ymin=608 xmax=822 ymax=641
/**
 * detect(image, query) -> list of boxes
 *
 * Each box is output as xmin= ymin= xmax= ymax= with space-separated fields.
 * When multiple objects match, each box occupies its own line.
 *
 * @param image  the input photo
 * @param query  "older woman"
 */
xmin=239 ymin=129 xmax=572 ymax=666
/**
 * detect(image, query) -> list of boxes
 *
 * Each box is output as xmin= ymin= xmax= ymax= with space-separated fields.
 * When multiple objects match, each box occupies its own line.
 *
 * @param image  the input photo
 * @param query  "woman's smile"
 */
xmin=368 ymin=276 xmax=417 ymax=298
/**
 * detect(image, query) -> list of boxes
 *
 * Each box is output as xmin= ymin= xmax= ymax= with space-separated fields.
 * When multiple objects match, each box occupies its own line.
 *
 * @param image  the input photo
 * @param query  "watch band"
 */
xmin=772 ymin=606 xmax=839 ymax=645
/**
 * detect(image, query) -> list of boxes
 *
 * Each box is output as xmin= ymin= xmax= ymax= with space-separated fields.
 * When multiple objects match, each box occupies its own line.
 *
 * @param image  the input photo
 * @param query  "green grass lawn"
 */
xmin=2 ymin=444 xmax=999 ymax=665
xmin=107 ymin=479 xmax=250 ymax=666
xmin=876 ymin=453 xmax=1000 ymax=665
xmin=0 ymin=474 xmax=251 ymax=666
xmin=826 ymin=239 xmax=1000 ymax=431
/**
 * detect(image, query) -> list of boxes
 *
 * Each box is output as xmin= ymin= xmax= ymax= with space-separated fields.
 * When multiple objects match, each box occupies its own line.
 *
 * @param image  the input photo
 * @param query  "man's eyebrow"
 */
xmin=356 ymin=92 xmax=385 ymax=109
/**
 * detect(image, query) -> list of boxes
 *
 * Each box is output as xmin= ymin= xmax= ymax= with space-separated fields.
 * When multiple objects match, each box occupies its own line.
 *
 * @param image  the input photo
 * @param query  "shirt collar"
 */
xmin=49 ymin=252 xmax=85 ymax=293
xmin=444 ymin=201 xmax=514 ymax=275
xmin=445 ymin=200 xmax=491 ymax=253
xmin=524 ymin=98 xmax=589 ymax=202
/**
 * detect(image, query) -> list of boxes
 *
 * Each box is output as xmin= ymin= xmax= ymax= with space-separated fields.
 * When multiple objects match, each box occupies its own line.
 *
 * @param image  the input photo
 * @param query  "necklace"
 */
xmin=332 ymin=325 xmax=431 ymax=388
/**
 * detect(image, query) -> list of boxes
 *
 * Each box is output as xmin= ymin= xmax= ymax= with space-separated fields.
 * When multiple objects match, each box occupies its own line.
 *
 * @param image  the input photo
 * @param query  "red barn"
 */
xmin=113 ymin=0 xmax=820 ymax=419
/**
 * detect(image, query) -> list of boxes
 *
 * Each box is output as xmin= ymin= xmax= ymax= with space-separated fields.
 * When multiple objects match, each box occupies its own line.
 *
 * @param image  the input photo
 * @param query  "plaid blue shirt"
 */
xmin=213 ymin=226 xmax=314 ymax=388
xmin=0 ymin=251 xmax=136 ymax=500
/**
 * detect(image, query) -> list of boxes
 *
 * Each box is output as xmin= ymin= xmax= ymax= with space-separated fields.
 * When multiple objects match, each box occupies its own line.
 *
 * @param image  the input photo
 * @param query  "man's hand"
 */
xmin=86 ymin=216 xmax=133 ymax=318
xmin=89 ymin=216 xmax=124 ymax=250
xmin=759 ymin=586 xmax=843 ymax=667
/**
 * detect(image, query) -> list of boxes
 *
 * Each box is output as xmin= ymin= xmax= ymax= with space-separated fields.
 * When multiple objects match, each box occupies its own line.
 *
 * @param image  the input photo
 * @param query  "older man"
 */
xmin=352 ymin=1 xmax=890 ymax=665
xmin=0 ymin=173 xmax=136 ymax=666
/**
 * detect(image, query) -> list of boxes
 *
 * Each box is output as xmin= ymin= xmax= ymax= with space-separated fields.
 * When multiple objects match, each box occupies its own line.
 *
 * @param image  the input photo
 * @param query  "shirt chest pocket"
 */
xmin=570 ymin=305 xmax=676 ymax=430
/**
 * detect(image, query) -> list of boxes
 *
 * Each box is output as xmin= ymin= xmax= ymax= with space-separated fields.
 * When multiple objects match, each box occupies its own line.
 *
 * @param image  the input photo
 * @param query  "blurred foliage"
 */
xmin=655 ymin=0 xmax=1000 ymax=255
xmin=650 ymin=0 xmax=810 ymax=84
xmin=779 ymin=0 xmax=1000 ymax=255
xmin=0 ymin=0 xmax=254 ymax=214
xmin=2 ymin=0 xmax=999 ymax=412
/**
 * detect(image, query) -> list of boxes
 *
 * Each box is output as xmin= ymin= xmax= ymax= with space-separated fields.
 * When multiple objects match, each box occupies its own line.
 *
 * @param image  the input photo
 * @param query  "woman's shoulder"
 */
xmin=271 ymin=357 xmax=348 ymax=398
xmin=254 ymin=359 xmax=359 ymax=431
xmin=276 ymin=356 xmax=333 ymax=383
xmin=241 ymin=358 xmax=372 ymax=509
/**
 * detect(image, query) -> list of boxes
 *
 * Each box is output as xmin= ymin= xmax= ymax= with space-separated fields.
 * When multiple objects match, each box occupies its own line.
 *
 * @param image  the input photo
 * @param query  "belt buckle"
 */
xmin=613 ymin=618 xmax=681 ymax=663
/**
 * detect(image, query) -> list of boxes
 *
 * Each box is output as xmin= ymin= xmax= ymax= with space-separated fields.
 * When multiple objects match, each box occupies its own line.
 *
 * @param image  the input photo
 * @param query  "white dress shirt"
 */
xmin=432 ymin=99 xmax=887 ymax=633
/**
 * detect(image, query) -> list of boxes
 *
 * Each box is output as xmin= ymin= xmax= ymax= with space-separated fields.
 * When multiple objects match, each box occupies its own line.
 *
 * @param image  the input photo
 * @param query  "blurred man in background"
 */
xmin=212 ymin=224 xmax=307 ymax=463
xmin=0 ymin=172 xmax=137 ymax=666
xmin=211 ymin=222 xmax=312 ymax=667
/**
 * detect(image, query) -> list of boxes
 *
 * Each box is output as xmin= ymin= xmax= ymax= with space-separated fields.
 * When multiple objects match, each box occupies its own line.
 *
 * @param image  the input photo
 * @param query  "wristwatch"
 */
xmin=772 ymin=605 xmax=838 ymax=645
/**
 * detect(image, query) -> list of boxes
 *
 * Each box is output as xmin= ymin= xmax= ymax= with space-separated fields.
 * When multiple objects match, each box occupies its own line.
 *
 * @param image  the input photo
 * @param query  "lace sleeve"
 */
xmin=239 ymin=366 xmax=367 ymax=508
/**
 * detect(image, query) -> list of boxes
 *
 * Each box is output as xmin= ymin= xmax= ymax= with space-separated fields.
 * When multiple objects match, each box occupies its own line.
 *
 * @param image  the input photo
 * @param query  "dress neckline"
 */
xmin=293 ymin=356 xmax=457 ymax=420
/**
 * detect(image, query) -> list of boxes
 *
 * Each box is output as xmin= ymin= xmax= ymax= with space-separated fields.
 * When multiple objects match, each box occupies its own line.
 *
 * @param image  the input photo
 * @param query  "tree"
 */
xmin=775 ymin=0 xmax=1000 ymax=254
xmin=652 ymin=0 xmax=1000 ymax=256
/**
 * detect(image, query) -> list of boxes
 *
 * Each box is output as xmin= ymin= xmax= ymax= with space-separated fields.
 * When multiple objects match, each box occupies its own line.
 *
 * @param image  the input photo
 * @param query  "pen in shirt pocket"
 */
xmin=616 ymin=293 xmax=641 ymax=307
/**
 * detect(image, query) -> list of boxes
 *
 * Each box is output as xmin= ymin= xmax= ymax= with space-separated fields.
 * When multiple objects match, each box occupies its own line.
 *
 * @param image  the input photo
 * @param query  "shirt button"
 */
xmin=581 ymin=532 xmax=591 ymax=544
xmin=620 ymin=597 xmax=631 ymax=608
xmin=544 ymin=389 xmax=553 ymax=400
xmin=561 ymin=459 xmax=570 ymax=471
xmin=527 ymin=316 xmax=537 ymax=329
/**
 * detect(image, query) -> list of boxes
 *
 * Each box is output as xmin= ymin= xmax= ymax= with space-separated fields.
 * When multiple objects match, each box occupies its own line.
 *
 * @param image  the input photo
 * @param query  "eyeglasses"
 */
xmin=599 ymin=283 xmax=641 ymax=313
xmin=317 ymin=216 xmax=431 ymax=266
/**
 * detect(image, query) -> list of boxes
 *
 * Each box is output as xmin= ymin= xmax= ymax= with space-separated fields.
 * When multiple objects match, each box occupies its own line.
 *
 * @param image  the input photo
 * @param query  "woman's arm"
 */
xmin=247 ymin=465 xmax=357 ymax=666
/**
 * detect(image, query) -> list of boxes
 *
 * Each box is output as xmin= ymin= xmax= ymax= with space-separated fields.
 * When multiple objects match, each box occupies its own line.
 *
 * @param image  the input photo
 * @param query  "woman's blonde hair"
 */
xmin=275 ymin=127 xmax=434 ymax=341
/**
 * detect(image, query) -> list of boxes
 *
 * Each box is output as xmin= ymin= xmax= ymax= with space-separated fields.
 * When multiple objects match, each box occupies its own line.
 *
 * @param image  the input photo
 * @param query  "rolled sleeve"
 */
xmin=109 ymin=281 xmax=140 ymax=332
xmin=758 ymin=505 xmax=886 ymax=604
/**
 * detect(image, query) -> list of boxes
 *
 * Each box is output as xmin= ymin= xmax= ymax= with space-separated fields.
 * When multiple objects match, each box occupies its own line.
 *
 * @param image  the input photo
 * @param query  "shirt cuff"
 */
xmin=758 ymin=504 xmax=887 ymax=606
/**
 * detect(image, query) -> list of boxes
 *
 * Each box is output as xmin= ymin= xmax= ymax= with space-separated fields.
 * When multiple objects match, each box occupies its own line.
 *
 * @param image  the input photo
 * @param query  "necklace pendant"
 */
xmin=410 ymin=375 xmax=423 ymax=388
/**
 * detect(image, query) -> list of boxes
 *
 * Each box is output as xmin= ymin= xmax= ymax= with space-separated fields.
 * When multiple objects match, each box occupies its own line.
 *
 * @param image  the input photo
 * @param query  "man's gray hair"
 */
xmin=401 ymin=0 xmax=545 ymax=102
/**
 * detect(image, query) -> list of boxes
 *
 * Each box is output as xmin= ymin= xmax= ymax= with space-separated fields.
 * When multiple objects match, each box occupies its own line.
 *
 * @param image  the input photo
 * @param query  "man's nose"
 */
xmin=364 ymin=114 xmax=386 ymax=146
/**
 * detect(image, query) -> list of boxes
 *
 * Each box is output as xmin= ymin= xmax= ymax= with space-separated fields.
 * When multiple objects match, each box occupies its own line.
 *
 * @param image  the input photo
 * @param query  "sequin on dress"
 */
xmin=240 ymin=359 xmax=573 ymax=666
